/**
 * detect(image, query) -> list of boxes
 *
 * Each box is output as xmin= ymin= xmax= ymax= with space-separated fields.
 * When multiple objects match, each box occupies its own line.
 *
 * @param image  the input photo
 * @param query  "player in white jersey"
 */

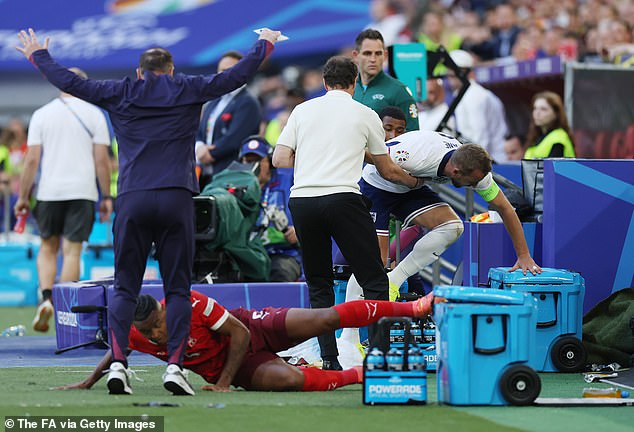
xmin=346 ymin=108 xmax=541 ymax=304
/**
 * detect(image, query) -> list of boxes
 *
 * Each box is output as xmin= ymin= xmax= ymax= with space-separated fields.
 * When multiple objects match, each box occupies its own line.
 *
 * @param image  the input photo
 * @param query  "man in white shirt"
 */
xmin=14 ymin=68 xmax=112 ymax=333
xmin=272 ymin=56 xmax=423 ymax=370
xmin=447 ymin=50 xmax=509 ymax=163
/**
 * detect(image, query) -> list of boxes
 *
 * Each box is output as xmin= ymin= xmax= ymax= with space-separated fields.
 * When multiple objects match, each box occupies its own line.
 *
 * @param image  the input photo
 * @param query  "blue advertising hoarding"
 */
xmin=0 ymin=0 xmax=371 ymax=71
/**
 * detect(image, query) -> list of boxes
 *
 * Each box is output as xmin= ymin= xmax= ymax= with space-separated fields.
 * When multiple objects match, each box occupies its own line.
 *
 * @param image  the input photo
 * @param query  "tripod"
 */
xmin=55 ymin=305 xmax=109 ymax=354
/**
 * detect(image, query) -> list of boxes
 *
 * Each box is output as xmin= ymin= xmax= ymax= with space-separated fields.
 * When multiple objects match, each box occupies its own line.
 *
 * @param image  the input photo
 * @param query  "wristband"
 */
xmin=102 ymin=195 xmax=113 ymax=200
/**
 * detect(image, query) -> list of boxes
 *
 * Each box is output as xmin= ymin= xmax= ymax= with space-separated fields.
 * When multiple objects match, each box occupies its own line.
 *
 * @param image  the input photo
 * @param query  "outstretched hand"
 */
xmin=509 ymin=255 xmax=542 ymax=276
xmin=51 ymin=381 xmax=92 ymax=391
xmin=201 ymin=384 xmax=233 ymax=392
xmin=257 ymin=28 xmax=282 ymax=44
xmin=16 ymin=28 xmax=49 ymax=59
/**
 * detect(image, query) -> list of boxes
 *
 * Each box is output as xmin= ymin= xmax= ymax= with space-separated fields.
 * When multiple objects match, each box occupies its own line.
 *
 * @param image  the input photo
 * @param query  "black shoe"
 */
xmin=322 ymin=358 xmax=343 ymax=371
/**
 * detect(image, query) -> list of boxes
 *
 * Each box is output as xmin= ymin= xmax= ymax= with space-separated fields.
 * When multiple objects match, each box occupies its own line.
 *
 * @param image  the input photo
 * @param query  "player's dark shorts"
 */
xmin=34 ymin=200 xmax=95 ymax=242
xmin=360 ymin=178 xmax=448 ymax=234
xmin=229 ymin=307 xmax=294 ymax=389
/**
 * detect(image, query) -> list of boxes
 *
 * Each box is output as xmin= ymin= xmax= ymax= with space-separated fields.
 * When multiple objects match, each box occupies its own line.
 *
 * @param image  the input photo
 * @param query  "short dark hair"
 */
xmin=323 ymin=56 xmax=358 ymax=89
xmin=139 ymin=48 xmax=173 ymax=74
xmin=134 ymin=294 xmax=159 ymax=322
xmin=451 ymin=144 xmax=492 ymax=175
xmin=220 ymin=50 xmax=243 ymax=62
xmin=355 ymin=29 xmax=385 ymax=50
xmin=379 ymin=106 xmax=406 ymax=122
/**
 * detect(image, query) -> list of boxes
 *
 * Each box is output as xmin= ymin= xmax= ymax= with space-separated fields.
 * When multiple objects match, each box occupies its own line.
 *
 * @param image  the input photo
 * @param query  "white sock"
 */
xmin=388 ymin=220 xmax=464 ymax=288
xmin=339 ymin=274 xmax=364 ymax=344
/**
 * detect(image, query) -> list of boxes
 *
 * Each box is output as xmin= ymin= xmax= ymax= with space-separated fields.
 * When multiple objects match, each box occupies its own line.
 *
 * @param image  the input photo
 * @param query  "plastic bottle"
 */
xmin=582 ymin=387 xmax=630 ymax=398
xmin=14 ymin=212 xmax=28 ymax=234
xmin=365 ymin=347 xmax=385 ymax=371
xmin=386 ymin=347 xmax=404 ymax=371
xmin=2 ymin=325 xmax=26 ymax=337
xmin=407 ymin=346 xmax=425 ymax=371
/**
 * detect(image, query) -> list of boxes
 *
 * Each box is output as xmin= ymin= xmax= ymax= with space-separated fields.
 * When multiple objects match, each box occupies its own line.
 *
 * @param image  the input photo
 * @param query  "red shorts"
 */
xmin=229 ymin=307 xmax=295 ymax=389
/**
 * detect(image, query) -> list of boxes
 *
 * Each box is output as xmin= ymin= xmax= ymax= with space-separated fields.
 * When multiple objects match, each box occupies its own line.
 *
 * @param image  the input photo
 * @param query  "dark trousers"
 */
xmin=289 ymin=193 xmax=388 ymax=358
xmin=109 ymin=188 xmax=194 ymax=366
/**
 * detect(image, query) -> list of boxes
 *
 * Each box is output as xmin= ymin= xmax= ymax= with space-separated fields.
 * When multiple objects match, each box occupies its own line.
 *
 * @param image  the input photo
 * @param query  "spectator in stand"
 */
xmin=195 ymin=51 xmax=262 ymax=189
xmin=447 ymin=49 xmax=509 ymax=163
xmin=504 ymin=134 xmax=527 ymax=161
xmin=468 ymin=4 xmax=523 ymax=61
xmin=417 ymin=10 xmax=463 ymax=53
xmin=417 ymin=78 xmax=455 ymax=132
xmin=525 ymin=91 xmax=575 ymax=159
xmin=366 ymin=0 xmax=408 ymax=47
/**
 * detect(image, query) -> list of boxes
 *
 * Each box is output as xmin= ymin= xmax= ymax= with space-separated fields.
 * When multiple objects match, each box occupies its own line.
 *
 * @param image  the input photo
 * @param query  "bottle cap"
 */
xmin=622 ymin=390 xmax=630 ymax=398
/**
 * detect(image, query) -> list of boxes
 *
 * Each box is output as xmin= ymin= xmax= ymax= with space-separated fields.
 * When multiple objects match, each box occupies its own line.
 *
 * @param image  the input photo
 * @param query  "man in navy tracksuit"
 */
xmin=17 ymin=28 xmax=280 ymax=396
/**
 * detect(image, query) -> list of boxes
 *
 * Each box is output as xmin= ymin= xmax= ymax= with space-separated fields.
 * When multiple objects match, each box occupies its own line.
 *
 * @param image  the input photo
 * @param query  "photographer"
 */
xmin=239 ymin=136 xmax=301 ymax=282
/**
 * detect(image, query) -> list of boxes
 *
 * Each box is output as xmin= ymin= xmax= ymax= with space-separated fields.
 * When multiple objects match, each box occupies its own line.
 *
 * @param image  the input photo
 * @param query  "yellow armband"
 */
xmin=476 ymin=181 xmax=500 ymax=202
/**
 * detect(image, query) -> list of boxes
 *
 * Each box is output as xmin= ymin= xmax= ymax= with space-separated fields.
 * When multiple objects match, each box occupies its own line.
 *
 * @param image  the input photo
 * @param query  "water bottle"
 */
xmin=407 ymin=346 xmax=425 ymax=371
xmin=410 ymin=321 xmax=422 ymax=344
xmin=365 ymin=347 xmax=385 ymax=371
xmin=390 ymin=322 xmax=404 ymax=344
xmin=423 ymin=319 xmax=436 ymax=344
xmin=2 ymin=325 xmax=26 ymax=337
xmin=14 ymin=212 xmax=28 ymax=234
xmin=582 ymin=387 xmax=630 ymax=398
xmin=386 ymin=347 xmax=404 ymax=371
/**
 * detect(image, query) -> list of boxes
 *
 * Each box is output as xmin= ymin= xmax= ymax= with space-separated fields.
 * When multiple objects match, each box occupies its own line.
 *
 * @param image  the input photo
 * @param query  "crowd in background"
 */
xmin=1 ymin=0 xmax=632 ymax=231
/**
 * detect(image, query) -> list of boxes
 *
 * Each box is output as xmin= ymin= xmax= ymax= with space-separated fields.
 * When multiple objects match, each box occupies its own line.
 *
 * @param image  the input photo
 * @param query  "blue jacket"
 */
xmin=30 ymin=40 xmax=273 ymax=196
xmin=196 ymin=87 xmax=261 ymax=175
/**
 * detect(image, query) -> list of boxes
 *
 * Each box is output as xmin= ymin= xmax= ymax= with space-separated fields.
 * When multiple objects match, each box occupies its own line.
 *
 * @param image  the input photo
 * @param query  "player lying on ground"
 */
xmin=56 ymin=290 xmax=434 ymax=394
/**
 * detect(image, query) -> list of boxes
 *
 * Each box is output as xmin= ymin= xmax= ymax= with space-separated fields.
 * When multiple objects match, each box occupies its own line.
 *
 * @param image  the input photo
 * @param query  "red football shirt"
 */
xmin=129 ymin=290 xmax=230 ymax=383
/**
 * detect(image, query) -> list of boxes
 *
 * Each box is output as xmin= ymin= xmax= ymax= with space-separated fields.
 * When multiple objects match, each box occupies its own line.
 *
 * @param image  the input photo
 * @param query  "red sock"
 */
xmin=332 ymin=300 xmax=414 ymax=328
xmin=300 ymin=367 xmax=360 ymax=391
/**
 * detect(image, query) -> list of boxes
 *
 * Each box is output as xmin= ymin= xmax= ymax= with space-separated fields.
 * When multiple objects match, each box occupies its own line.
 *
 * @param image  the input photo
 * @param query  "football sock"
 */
xmin=388 ymin=220 xmax=464 ymax=288
xmin=300 ymin=366 xmax=359 ymax=391
xmin=333 ymin=300 xmax=416 ymax=328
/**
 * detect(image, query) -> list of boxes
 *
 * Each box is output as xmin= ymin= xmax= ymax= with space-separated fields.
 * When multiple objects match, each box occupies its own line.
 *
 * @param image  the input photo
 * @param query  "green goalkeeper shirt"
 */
xmin=353 ymin=70 xmax=419 ymax=132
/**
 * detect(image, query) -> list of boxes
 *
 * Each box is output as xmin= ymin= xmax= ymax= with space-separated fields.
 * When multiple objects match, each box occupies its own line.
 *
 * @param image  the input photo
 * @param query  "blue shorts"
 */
xmin=360 ymin=179 xmax=448 ymax=235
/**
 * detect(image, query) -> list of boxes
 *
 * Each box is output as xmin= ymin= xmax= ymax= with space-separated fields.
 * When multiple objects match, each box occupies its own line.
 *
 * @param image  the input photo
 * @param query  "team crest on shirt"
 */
xmin=372 ymin=94 xmax=385 ymax=100
xmin=188 ymin=336 xmax=197 ymax=348
xmin=394 ymin=150 xmax=410 ymax=162
xmin=409 ymin=104 xmax=418 ymax=118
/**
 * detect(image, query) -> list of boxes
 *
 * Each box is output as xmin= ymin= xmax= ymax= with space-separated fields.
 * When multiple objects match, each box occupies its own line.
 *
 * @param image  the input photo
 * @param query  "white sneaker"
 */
xmin=32 ymin=299 xmax=54 ymax=332
xmin=107 ymin=362 xmax=133 ymax=395
xmin=163 ymin=364 xmax=195 ymax=396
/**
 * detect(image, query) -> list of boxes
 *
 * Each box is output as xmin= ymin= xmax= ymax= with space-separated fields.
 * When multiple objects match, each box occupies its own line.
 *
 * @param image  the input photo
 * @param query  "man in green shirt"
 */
xmin=352 ymin=29 xmax=419 ymax=132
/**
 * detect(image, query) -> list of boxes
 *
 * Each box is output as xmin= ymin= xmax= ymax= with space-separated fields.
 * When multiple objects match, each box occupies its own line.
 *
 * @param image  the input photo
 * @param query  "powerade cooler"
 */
xmin=363 ymin=317 xmax=427 ymax=405
xmin=488 ymin=267 xmax=587 ymax=372
xmin=434 ymin=286 xmax=541 ymax=406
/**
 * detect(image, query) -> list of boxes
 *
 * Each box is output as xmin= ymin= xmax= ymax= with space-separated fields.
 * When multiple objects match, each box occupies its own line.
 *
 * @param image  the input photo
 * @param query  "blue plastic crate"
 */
xmin=0 ymin=240 xmax=39 ymax=306
xmin=434 ymin=286 xmax=541 ymax=406
xmin=488 ymin=267 xmax=586 ymax=372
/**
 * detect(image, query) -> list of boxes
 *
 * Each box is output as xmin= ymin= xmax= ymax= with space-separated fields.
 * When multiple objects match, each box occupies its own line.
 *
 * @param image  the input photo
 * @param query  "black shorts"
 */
xmin=34 ymin=200 xmax=95 ymax=242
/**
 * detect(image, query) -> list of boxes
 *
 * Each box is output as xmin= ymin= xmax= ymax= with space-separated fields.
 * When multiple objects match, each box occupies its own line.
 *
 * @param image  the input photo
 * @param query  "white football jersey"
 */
xmin=362 ymin=130 xmax=494 ymax=194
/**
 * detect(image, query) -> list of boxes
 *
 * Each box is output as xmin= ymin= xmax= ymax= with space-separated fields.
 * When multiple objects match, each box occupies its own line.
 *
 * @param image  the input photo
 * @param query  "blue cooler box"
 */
xmin=434 ymin=286 xmax=541 ymax=406
xmin=488 ymin=267 xmax=586 ymax=372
